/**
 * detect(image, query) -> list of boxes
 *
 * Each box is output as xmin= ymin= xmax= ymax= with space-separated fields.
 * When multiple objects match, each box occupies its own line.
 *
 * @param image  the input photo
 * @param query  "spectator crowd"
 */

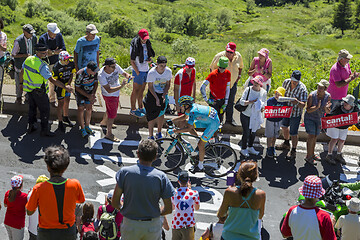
xmin=1 ymin=18 xmax=360 ymax=240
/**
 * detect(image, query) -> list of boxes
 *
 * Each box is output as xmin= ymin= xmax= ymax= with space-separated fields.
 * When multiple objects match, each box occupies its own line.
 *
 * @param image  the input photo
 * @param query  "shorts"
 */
xmin=55 ymin=86 xmax=71 ymax=100
xmin=103 ymin=95 xmax=119 ymax=119
xmin=281 ymin=116 xmax=301 ymax=136
xmin=143 ymin=91 xmax=167 ymax=122
xmin=304 ymin=118 xmax=321 ymax=136
xmin=194 ymin=119 xmax=220 ymax=142
xmin=265 ymin=120 xmax=281 ymax=138
xmin=326 ymin=127 xmax=348 ymax=141
xmin=132 ymin=70 xmax=148 ymax=85
xmin=75 ymin=93 xmax=91 ymax=106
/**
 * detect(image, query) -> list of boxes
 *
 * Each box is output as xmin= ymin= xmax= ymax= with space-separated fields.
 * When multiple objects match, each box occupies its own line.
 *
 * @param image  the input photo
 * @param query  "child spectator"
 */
xmin=304 ymin=79 xmax=331 ymax=165
xmin=80 ymin=202 xmax=96 ymax=240
xmin=75 ymin=61 xmax=99 ymax=138
xmin=97 ymin=190 xmax=123 ymax=240
xmin=265 ymin=86 xmax=286 ymax=158
xmin=4 ymin=175 xmax=28 ymax=240
xmin=52 ymin=50 xmax=76 ymax=132
xmin=28 ymin=175 xmax=49 ymax=240
xmin=325 ymin=95 xmax=360 ymax=165
xmin=200 ymin=216 xmax=227 ymax=240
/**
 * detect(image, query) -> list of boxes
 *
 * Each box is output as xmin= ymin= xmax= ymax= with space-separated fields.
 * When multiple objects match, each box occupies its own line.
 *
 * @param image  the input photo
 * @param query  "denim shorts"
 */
xmin=304 ymin=118 xmax=321 ymax=136
xmin=132 ymin=70 xmax=148 ymax=85
xmin=281 ymin=116 xmax=301 ymax=136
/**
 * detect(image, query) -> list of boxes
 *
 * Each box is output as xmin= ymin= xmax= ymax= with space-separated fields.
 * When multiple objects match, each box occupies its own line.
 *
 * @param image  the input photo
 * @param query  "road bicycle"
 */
xmin=152 ymin=121 xmax=237 ymax=177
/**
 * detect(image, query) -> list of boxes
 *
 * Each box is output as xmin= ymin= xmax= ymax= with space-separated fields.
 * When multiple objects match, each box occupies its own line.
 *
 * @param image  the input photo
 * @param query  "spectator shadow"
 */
xmin=259 ymin=155 xmax=298 ymax=189
xmin=319 ymin=152 xmax=343 ymax=180
xmin=298 ymin=163 xmax=320 ymax=182
xmin=1 ymin=115 xmax=63 ymax=164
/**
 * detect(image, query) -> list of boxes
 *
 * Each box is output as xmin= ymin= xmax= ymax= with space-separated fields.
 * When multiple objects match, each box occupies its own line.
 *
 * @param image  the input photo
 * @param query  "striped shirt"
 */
xmin=283 ymin=79 xmax=308 ymax=117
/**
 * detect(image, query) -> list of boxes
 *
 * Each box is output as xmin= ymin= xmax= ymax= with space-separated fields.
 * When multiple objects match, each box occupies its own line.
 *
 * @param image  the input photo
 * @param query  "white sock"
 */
xmin=198 ymin=161 xmax=204 ymax=169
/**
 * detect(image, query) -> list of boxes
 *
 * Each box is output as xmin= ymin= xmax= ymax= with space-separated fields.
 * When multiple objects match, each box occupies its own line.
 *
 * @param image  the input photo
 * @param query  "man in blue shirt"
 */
xmin=74 ymin=24 xmax=100 ymax=71
xmin=39 ymin=23 xmax=66 ymax=107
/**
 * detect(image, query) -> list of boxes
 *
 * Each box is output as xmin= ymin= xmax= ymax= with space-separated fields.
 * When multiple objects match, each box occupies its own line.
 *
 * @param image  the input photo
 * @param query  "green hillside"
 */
xmin=2 ymin=0 xmax=360 ymax=97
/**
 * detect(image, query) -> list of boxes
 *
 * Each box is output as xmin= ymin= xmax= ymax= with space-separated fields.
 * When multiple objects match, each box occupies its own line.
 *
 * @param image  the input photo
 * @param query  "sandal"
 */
xmin=105 ymin=134 xmax=120 ymax=142
xmin=305 ymin=156 xmax=317 ymax=165
xmin=313 ymin=154 xmax=321 ymax=161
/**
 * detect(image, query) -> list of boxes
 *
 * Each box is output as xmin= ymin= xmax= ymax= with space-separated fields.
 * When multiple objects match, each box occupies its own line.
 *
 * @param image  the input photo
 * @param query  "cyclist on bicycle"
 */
xmin=169 ymin=96 xmax=220 ymax=173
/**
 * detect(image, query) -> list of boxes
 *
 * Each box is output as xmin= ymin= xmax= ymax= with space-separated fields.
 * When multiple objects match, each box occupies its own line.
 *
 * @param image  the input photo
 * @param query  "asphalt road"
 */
xmin=0 ymin=113 xmax=359 ymax=240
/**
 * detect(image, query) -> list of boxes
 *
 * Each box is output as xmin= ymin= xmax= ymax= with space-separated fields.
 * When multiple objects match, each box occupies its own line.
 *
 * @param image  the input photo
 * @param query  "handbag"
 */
xmin=235 ymin=87 xmax=250 ymax=112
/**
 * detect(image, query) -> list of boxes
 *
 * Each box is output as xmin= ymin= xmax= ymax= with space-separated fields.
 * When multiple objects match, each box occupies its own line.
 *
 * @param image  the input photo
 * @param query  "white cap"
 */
xmin=47 ymin=23 xmax=60 ymax=34
xmin=107 ymin=190 xmax=114 ymax=199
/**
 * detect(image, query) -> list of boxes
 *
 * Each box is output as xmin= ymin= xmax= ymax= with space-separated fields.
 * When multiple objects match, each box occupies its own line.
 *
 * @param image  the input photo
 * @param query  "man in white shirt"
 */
xmin=98 ymin=58 xmax=132 ymax=142
xmin=335 ymin=197 xmax=360 ymax=240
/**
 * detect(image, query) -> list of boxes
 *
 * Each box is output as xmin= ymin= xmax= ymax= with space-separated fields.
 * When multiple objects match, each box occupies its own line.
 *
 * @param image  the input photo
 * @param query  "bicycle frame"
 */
xmin=166 ymin=132 xmax=200 ymax=165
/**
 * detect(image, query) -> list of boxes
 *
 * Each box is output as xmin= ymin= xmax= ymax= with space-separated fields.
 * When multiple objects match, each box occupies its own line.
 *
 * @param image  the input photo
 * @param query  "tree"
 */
xmin=333 ymin=0 xmax=352 ymax=35
xmin=355 ymin=0 xmax=360 ymax=29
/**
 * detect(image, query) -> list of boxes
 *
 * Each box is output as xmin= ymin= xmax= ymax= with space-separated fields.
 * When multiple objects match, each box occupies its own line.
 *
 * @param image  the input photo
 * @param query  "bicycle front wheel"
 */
xmin=203 ymin=143 xmax=238 ymax=177
xmin=153 ymin=138 xmax=184 ymax=172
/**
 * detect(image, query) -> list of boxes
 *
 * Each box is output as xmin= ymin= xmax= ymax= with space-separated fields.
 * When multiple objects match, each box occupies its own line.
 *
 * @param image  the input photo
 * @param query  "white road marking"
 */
xmin=0 ymin=114 xmax=7 ymax=118
xmin=340 ymin=173 xmax=360 ymax=183
xmin=85 ymin=191 xmax=107 ymax=204
xmin=196 ymin=222 xmax=210 ymax=230
xmin=95 ymin=165 xmax=117 ymax=187
xmin=192 ymin=186 xmax=223 ymax=211
xmin=342 ymin=165 xmax=359 ymax=172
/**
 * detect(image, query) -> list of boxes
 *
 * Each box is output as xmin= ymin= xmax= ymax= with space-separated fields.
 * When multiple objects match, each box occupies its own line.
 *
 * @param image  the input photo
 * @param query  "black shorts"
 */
xmin=143 ymin=91 xmax=167 ymax=121
xmin=75 ymin=93 xmax=91 ymax=106
xmin=55 ymin=86 xmax=71 ymax=100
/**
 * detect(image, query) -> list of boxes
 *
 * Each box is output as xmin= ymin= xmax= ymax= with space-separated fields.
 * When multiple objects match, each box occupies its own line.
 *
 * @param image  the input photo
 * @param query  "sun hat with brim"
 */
xmin=258 ymin=48 xmax=269 ymax=59
xmin=275 ymin=86 xmax=286 ymax=97
xmin=217 ymin=56 xmax=229 ymax=69
xmin=11 ymin=175 xmax=23 ymax=188
xmin=299 ymin=175 xmax=325 ymax=199
xmin=342 ymin=94 xmax=355 ymax=107
xmin=346 ymin=198 xmax=360 ymax=212
xmin=317 ymin=79 xmax=330 ymax=88
xmin=251 ymin=76 xmax=264 ymax=87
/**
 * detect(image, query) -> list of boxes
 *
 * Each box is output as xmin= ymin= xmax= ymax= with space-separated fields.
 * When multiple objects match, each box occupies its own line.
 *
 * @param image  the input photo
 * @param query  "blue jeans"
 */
xmin=281 ymin=116 xmax=301 ymax=136
xmin=304 ymin=118 xmax=321 ymax=136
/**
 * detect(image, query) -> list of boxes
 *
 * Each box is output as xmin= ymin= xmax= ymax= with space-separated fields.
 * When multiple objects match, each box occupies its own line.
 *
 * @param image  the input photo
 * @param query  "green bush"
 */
xmin=284 ymin=47 xmax=312 ymax=60
xmin=308 ymin=18 xmax=332 ymax=34
xmin=73 ymin=0 xmax=98 ymax=22
xmin=216 ymin=8 xmax=232 ymax=31
xmin=29 ymin=18 xmax=47 ymax=34
xmin=0 ymin=0 xmax=18 ymax=11
xmin=171 ymin=38 xmax=198 ymax=62
xmin=24 ymin=0 xmax=52 ymax=18
xmin=0 ymin=5 xmax=16 ymax=24
xmin=104 ymin=16 xmax=135 ymax=38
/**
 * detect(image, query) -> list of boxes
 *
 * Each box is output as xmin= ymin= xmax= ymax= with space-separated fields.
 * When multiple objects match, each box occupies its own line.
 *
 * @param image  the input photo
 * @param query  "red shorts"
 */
xmin=103 ymin=96 xmax=119 ymax=119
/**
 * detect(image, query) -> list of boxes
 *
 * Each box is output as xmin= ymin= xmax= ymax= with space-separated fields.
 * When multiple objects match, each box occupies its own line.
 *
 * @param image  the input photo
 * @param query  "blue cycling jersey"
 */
xmin=188 ymin=104 xmax=219 ymax=126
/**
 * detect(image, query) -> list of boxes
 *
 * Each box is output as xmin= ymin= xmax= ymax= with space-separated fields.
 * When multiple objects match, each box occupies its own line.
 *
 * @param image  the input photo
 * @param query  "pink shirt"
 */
xmin=327 ymin=62 xmax=352 ymax=100
xmin=281 ymin=205 xmax=336 ymax=240
xmin=252 ymin=57 xmax=272 ymax=81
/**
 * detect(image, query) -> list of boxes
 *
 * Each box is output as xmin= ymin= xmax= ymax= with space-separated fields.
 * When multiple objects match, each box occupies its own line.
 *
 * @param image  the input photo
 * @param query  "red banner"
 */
xmin=321 ymin=112 xmax=358 ymax=129
xmin=264 ymin=106 xmax=293 ymax=118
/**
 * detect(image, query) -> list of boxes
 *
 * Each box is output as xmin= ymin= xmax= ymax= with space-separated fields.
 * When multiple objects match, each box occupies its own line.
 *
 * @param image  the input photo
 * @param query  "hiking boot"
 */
xmin=241 ymin=148 xmax=249 ymax=157
xmin=85 ymin=126 xmax=95 ymax=135
xmin=81 ymin=128 xmax=89 ymax=138
xmin=266 ymin=148 xmax=274 ymax=158
xmin=325 ymin=154 xmax=336 ymax=165
xmin=275 ymin=141 xmax=290 ymax=151
xmin=335 ymin=153 xmax=346 ymax=165
xmin=286 ymin=148 xmax=296 ymax=161
xmin=58 ymin=121 xmax=65 ymax=132
xmin=248 ymin=147 xmax=259 ymax=155
xmin=27 ymin=124 xmax=38 ymax=134
xmin=63 ymin=116 xmax=74 ymax=127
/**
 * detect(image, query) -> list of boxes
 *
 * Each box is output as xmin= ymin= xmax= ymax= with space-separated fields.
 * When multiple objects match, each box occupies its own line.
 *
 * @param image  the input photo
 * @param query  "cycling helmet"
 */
xmin=59 ymin=51 xmax=71 ymax=61
xmin=185 ymin=57 xmax=195 ymax=67
xmin=178 ymin=96 xmax=194 ymax=106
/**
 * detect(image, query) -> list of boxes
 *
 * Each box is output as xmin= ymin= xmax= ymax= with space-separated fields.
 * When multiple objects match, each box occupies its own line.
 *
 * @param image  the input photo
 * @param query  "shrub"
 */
xmin=284 ymin=47 xmax=312 ymax=61
xmin=308 ymin=18 xmax=332 ymax=34
xmin=0 ymin=5 xmax=16 ymax=24
xmin=73 ymin=0 xmax=98 ymax=22
xmin=29 ymin=18 xmax=47 ymax=34
xmin=0 ymin=0 xmax=18 ymax=10
xmin=171 ymin=38 xmax=198 ymax=62
xmin=104 ymin=16 xmax=135 ymax=38
xmin=24 ymin=0 xmax=52 ymax=18
xmin=216 ymin=8 xmax=232 ymax=31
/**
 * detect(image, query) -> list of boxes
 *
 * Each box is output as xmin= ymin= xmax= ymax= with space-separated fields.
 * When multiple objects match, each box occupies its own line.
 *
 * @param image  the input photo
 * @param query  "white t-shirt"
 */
xmin=130 ymin=44 xmax=149 ymax=72
xmin=171 ymin=187 xmax=200 ymax=229
xmin=147 ymin=66 xmax=172 ymax=94
xmin=27 ymin=189 xmax=39 ymax=235
xmin=211 ymin=222 xmax=224 ymax=240
xmin=335 ymin=214 xmax=360 ymax=240
xmin=0 ymin=31 xmax=7 ymax=58
xmin=98 ymin=64 xmax=125 ymax=97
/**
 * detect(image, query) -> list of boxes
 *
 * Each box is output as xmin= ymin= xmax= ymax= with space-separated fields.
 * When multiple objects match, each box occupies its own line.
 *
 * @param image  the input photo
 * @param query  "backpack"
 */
xmin=98 ymin=205 xmax=118 ymax=240
xmin=81 ymin=221 xmax=95 ymax=240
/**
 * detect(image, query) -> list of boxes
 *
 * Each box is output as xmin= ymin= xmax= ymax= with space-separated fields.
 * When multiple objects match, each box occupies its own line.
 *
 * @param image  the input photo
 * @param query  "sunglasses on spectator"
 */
xmin=226 ymin=51 xmax=234 ymax=54
xmin=218 ymin=67 xmax=225 ymax=69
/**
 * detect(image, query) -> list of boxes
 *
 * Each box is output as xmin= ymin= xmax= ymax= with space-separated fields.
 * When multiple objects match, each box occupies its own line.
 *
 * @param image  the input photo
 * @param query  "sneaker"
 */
xmin=335 ymin=153 xmax=346 ymax=165
xmin=156 ymin=132 xmax=163 ymax=139
xmin=58 ymin=121 xmax=65 ymax=132
xmin=286 ymin=148 xmax=296 ymax=161
xmin=85 ymin=126 xmax=95 ymax=135
xmin=189 ymin=165 xmax=204 ymax=174
xmin=148 ymin=136 xmax=155 ymax=140
xmin=266 ymin=148 xmax=274 ymax=158
xmin=272 ymin=147 xmax=277 ymax=158
xmin=138 ymin=108 xmax=146 ymax=115
xmin=325 ymin=154 xmax=336 ymax=165
xmin=275 ymin=141 xmax=290 ymax=151
xmin=248 ymin=147 xmax=259 ymax=155
xmin=130 ymin=109 xmax=145 ymax=118
xmin=63 ymin=116 xmax=74 ymax=127
xmin=81 ymin=128 xmax=88 ymax=138
xmin=241 ymin=148 xmax=250 ymax=157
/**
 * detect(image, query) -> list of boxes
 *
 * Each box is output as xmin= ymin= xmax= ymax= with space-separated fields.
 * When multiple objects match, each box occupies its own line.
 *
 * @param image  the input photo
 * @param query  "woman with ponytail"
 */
xmin=217 ymin=161 xmax=266 ymax=240
xmin=3 ymin=175 xmax=28 ymax=240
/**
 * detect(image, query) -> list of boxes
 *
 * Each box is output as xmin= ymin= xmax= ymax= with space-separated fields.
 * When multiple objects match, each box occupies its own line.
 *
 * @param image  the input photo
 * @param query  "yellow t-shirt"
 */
xmin=209 ymin=51 xmax=244 ymax=86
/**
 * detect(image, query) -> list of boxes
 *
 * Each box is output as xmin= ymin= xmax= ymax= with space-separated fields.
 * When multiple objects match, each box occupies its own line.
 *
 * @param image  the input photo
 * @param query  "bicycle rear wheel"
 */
xmin=203 ymin=143 xmax=237 ymax=177
xmin=153 ymin=138 xmax=184 ymax=172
